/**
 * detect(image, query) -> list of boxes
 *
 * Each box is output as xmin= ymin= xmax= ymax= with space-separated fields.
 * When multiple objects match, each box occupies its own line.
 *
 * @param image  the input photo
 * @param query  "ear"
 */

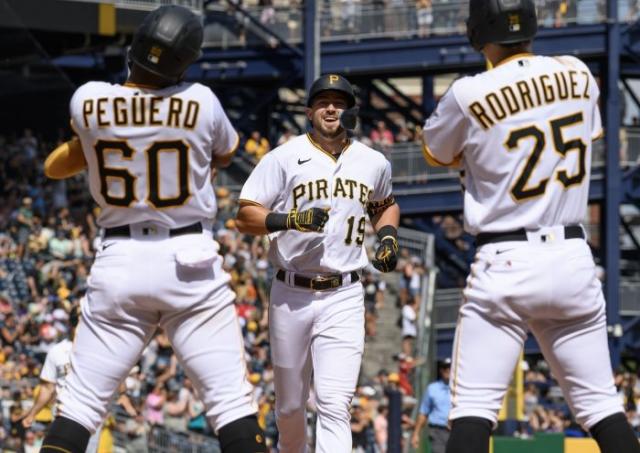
xmin=305 ymin=107 xmax=313 ymax=122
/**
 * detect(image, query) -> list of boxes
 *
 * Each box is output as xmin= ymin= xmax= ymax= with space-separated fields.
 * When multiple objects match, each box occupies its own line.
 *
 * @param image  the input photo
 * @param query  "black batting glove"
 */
xmin=372 ymin=226 xmax=399 ymax=273
xmin=286 ymin=207 xmax=329 ymax=232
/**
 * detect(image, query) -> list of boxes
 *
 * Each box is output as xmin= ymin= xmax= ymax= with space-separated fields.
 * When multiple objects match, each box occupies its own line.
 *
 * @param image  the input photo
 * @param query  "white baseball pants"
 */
xmin=450 ymin=229 xmax=623 ymax=429
xmin=58 ymin=229 xmax=256 ymax=433
xmin=269 ymin=278 xmax=364 ymax=453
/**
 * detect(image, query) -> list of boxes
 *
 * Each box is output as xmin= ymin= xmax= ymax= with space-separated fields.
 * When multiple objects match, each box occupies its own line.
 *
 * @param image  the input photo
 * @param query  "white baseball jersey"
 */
xmin=69 ymin=81 xmax=238 ymax=229
xmin=423 ymin=54 xmax=602 ymax=234
xmin=40 ymin=339 xmax=72 ymax=396
xmin=239 ymin=133 xmax=393 ymax=274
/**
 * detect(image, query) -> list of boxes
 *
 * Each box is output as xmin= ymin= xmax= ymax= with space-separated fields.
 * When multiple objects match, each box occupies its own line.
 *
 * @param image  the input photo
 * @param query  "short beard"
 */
xmin=313 ymin=119 xmax=344 ymax=139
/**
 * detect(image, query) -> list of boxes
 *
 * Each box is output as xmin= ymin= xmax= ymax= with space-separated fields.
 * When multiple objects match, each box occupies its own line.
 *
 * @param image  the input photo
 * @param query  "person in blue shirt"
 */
xmin=411 ymin=358 xmax=451 ymax=453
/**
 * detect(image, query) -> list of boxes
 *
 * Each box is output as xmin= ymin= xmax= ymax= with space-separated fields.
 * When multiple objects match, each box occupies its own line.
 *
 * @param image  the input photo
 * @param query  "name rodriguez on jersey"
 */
xmin=468 ymin=65 xmax=591 ymax=130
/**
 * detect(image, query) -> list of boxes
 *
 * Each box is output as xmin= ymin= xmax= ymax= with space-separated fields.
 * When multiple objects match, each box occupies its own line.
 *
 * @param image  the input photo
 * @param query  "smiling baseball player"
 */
xmin=421 ymin=2 xmax=640 ymax=453
xmin=236 ymin=74 xmax=400 ymax=452
xmin=40 ymin=6 xmax=265 ymax=453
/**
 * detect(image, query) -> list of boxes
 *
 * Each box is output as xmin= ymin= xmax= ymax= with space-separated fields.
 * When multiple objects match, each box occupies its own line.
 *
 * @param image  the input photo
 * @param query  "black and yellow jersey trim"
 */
xmin=220 ymin=133 xmax=240 ymax=158
xmin=238 ymin=199 xmax=265 ymax=208
xmin=306 ymin=133 xmax=351 ymax=162
xmin=123 ymin=81 xmax=161 ymax=90
xmin=421 ymin=136 xmax=462 ymax=168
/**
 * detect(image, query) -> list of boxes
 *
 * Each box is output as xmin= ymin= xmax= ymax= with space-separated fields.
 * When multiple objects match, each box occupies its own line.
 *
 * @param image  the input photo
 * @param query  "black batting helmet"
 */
xmin=467 ymin=0 xmax=537 ymax=51
xmin=129 ymin=5 xmax=203 ymax=83
xmin=307 ymin=74 xmax=356 ymax=108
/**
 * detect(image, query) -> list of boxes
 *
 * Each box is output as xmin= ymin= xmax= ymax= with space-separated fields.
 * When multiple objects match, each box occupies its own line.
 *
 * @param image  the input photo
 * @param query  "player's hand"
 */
xmin=286 ymin=208 xmax=329 ymax=232
xmin=22 ymin=413 xmax=34 ymax=429
xmin=372 ymin=236 xmax=399 ymax=273
xmin=411 ymin=432 xmax=420 ymax=449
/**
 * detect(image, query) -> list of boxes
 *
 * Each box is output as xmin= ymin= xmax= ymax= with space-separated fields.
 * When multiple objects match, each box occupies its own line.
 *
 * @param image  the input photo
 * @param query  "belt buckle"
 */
xmin=311 ymin=276 xmax=340 ymax=290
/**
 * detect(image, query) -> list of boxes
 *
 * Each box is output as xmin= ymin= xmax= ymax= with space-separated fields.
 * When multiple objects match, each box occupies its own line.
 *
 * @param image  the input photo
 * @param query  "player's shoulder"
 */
xmin=545 ymin=54 xmax=591 ymax=72
xmin=71 ymin=81 xmax=112 ymax=102
xmin=179 ymin=81 xmax=214 ymax=96
xmin=49 ymin=338 xmax=72 ymax=355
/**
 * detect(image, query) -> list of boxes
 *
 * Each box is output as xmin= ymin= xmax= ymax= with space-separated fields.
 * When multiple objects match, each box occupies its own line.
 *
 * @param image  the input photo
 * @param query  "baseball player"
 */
xmin=235 ymin=74 xmax=400 ymax=452
xmin=421 ymin=2 xmax=640 ymax=453
xmin=21 ymin=307 xmax=102 ymax=452
xmin=39 ymin=6 xmax=265 ymax=453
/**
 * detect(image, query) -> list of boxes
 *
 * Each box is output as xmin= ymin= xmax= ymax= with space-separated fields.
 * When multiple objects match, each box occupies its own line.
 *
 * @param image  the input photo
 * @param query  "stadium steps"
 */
xmin=361 ymin=272 xmax=403 ymax=381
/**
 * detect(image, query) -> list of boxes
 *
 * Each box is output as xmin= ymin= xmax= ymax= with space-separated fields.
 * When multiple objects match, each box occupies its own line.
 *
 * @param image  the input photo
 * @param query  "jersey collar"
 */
xmin=123 ymin=81 xmax=160 ymax=89
xmin=494 ymin=52 xmax=534 ymax=68
xmin=306 ymin=133 xmax=351 ymax=162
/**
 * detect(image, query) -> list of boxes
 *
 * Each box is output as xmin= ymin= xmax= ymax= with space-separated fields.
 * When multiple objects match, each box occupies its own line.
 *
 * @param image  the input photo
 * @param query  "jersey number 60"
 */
xmin=94 ymin=139 xmax=190 ymax=209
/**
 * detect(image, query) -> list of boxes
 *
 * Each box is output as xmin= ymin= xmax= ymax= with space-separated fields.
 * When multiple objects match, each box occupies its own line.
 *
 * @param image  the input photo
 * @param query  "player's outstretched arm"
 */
xmin=44 ymin=137 xmax=88 ymax=179
xmin=236 ymin=202 xmax=329 ymax=236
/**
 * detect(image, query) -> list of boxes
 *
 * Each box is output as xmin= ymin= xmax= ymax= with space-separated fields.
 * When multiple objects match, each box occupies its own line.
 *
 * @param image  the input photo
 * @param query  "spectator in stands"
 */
xmin=341 ymin=0 xmax=357 ymax=33
xmin=21 ymin=307 xmax=101 ymax=451
xmin=15 ymin=197 xmax=34 ymax=258
xmin=411 ymin=358 xmax=451 ymax=453
xmin=370 ymin=120 xmax=395 ymax=152
xmin=395 ymin=122 xmax=415 ymax=143
xmin=363 ymin=271 xmax=385 ymax=338
xmin=144 ymin=381 xmax=167 ymax=427
xmin=555 ymin=0 xmax=569 ymax=27
xmin=277 ymin=128 xmax=295 ymax=146
xmin=416 ymin=0 xmax=433 ymax=37
xmin=401 ymin=297 xmax=417 ymax=357
xmin=244 ymin=130 xmax=271 ymax=161
xmin=260 ymin=0 xmax=276 ymax=25
xmin=350 ymin=401 xmax=376 ymax=452
xmin=372 ymin=0 xmax=386 ymax=33
xmin=373 ymin=401 xmax=388 ymax=452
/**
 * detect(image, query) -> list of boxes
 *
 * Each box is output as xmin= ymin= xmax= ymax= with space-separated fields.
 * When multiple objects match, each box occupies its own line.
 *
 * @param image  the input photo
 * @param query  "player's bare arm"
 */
xmin=44 ymin=137 xmax=88 ymax=179
xmin=236 ymin=201 xmax=329 ymax=235
xmin=22 ymin=380 xmax=56 ymax=428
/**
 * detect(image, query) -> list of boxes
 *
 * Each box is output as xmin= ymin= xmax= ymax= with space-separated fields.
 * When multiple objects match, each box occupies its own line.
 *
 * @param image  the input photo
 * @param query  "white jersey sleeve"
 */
xmin=39 ymin=348 xmax=58 ymax=384
xmin=422 ymin=88 xmax=468 ymax=167
xmin=371 ymin=159 xmax=393 ymax=201
xmin=589 ymin=75 xmax=603 ymax=140
xmin=238 ymin=152 xmax=285 ymax=208
xmin=211 ymin=94 xmax=239 ymax=157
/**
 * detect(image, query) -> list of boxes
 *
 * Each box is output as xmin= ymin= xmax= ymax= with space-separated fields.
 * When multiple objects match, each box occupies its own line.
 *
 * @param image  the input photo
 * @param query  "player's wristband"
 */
xmin=376 ymin=225 xmax=398 ymax=241
xmin=265 ymin=212 xmax=290 ymax=232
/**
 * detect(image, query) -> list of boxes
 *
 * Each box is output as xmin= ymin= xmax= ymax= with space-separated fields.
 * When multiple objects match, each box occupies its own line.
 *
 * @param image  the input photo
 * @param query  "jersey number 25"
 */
xmin=505 ymin=111 xmax=586 ymax=202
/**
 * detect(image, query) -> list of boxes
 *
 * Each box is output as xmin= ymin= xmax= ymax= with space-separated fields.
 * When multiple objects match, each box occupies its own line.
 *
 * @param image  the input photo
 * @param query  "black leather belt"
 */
xmin=476 ymin=225 xmax=584 ymax=247
xmin=428 ymin=424 xmax=448 ymax=430
xmin=104 ymin=222 xmax=203 ymax=239
xmin=276 ymin=270 xmax=360 ymax=291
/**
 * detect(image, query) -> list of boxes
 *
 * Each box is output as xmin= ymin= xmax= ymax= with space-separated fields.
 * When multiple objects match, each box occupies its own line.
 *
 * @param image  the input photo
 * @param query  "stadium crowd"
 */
xmin=0 ymin=128 xmax=638 ymax=453
xmin=205 ymin=0 xmax=640 ymax=47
